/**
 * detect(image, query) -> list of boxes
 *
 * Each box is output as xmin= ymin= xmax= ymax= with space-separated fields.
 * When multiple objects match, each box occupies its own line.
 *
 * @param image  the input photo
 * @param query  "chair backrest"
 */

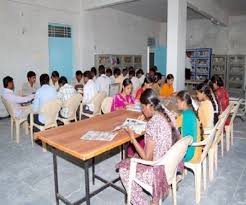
xmin=1 ymin=97 xmax=15 ymax=117
xmin=154 ymin=137 xmax=193 ymax=184
xmin=63 ymin=94 xmax=82 ymax=118
xmin=109 ymin=83 xmax=120 ymax=97
xmin=91 ymin=92 xmax=107 ymax=115
xmin=101 ymin=97 xmax=113 ymax=114
xmin=229 ymin=99 xmax=242 ymax=126
xmin=40 ymin=99 xmax=61 ymax=129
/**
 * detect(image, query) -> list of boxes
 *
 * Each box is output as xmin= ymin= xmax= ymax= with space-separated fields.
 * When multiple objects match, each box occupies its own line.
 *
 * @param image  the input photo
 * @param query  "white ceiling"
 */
xmin=215 ymin=0 xmax=246 ymax=16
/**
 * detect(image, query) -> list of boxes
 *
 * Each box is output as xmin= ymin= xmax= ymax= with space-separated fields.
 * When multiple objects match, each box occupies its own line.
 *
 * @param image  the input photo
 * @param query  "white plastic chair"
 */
xmin=57 ymin=94 xmax=82 ymax=125
xmin=79 ymin=92 xmax=106 ymax=119
xmin=184 ymin=122 xmax=219 ymax=204
xmin=30 ymin=99 xmax=61 ymax=145
xmin=1 ymin=97 xmax=30 ymax=143
xmin=101 ymin=97 xmax=113 ymax=114
xmin=225 ymin=99 xmax=242 ymax=151
xmin=127 ymin=137 xmax=193 ymax=205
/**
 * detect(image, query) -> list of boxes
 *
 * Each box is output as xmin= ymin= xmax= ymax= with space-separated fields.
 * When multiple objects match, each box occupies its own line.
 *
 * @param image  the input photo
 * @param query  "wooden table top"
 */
xmin=35 ymin=110 xmax=141 ymax=161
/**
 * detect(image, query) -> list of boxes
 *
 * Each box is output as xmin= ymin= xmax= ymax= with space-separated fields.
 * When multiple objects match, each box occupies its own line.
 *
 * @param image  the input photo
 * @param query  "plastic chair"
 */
xmin=225 ymin=100 xmax=242 ymax=151
xmin=184 ymin=122 xmax=219 ymax=204
xmin=57 ymin=94 xmax=82 ymax=125
xmin=127 ymin=137 xmax=193 ymax=205
xmin=79 ymin=92 xmax=106 ymax=119
xmin=101 ymin=97 xmax=113 ymax=114
xmin=109 ymin=83 xmax=120 ymax=97
xmin=30 ymin=99 xmax=61 ymax=145
xmin=1 ymin=97 xmax=29 ymax=143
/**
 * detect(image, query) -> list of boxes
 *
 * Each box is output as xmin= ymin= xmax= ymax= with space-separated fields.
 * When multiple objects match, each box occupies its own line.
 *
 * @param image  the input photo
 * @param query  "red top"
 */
xmin=135 ymin=87 xmax=144 ymax=100
xmin=216 ymin=87 xmax=229 ymax=112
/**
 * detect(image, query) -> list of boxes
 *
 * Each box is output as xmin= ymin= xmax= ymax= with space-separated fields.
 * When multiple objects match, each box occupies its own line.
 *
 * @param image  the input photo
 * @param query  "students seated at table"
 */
xmin=111 ymin=78 xmax=135 ymax=112
xmin=113 ymin=67 xmax=125 ymax=89
xmin=2 ymin=76 xmax=34 ymax=118
xmin=152 ymin=72 xmax=162 ymax=95
xmin=135 ymin=76 xmax=154 ymax=100
xmin=176 ymin=91 xmax=202 ymax=162
xmin=117 ymin=88 xmax=176 ymax=205
xmin=91 ymin=67 xmax=97 ymax=81
xmin=50 ymin=71 xmax=60 ymax=91
xmin=57 ymin=76 xmax=77 ymax=119
xmin=128 ymin=70 xmax=140 ymax=97
xmin=83 ymin=71 xmax=98 ymax=113
xmin=196 ymin=82 xmax=216 ymax=129
xmin=32 ymin=74 xmax=57 ymax=124
xmin=72 ymin=70 xmax=84 ymax=90
xmin=95 ymin=65 xmax=111 ymax=96
xmin=160 ymin=74 xmax=174 ymax=97
xmin=136 ymin=68 xmax=145 ymax=85
xmin=106 ymin=68 xmax=114 ymax=83
xmin=22 ymin=71 xmax=39 ymax=96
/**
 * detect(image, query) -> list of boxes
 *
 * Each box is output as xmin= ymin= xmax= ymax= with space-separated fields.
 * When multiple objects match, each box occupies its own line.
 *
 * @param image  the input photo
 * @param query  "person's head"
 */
xmin=128 ymin=70 xmax=135 ymax=79
xmin=176 ymin=90 xmax=193 ymax=111
xmin=113 ymin=67 xmax=121 ymax=78
xmin=186 ymin=51 xmax=192 ymax=58
xmin=142 ymin=76 xmax=154 ymax=90
xmin=58 ymin=76 xmax=68 ymax=87
xmin=75 ymin=70 xmax=83 ymax=82
xmin=27 ymin=71 xmax=36 ymax=85
xmin=51 ymin=71 xmax=59 ymax=83
xmin=3 ymin=76 xmax=14 ymax=90
xmin=84 ymin=71 xmax=92 ymax=84
xmin=122 ymin=78 xmax=132 ymax=96
xmin=129 ymin=66 xmax=134 ymax=73
xmin=153 ymin=66 xmax=158 ymax=72
xmin=196 ymin=82 xmax=211 ymax=102
xmin=165 ymin=74 xmax=174 ymax=86
xmin=106 ymin=68 xmax=112 ymax=77
xmin=98 ymin=65 xmax=105 ymax=76
xmin=122 ymin=68 xmax=128 ymax=77
xmin=211 ymin=75 xmax=224 ymax=90
xmin=40 ymin=74 xmax=50 ymax=86
xmin=91 ymin=67 xmax=97 ymax=78
xmin=154 ymin=72 xmax=162 ymax=85
xmin=149 ymin=67 xmax=156 ymax=77
xmin=136 ymin=69 xmax=144 ymax=78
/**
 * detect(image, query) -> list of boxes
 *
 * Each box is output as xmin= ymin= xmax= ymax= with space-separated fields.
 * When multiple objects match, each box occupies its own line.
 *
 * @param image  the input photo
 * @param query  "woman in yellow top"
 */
xmin=160 ymin=74 xmax=174 ymax=97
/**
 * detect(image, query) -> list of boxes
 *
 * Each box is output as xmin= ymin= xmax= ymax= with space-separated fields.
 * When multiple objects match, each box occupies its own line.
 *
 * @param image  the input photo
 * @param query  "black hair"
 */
xmin=136 ymin=69 xmax=144 ymax=76
xmin=98 ymin=65 xmax=105 ymax=75
xmin=27 ymin=71 xmax=36 ymax=79
xmin=51 ymin=71 xmax=59 ymax=78
xmin=84 ymin=71 xmax=92 ymax=79
xmin=122 ymin=78 xmax=132 ymax=88
xmin=91 ymin=67 xmax=97 ymax=76
xmin=40 ymin=74 xmax=50 ymax=86
xmin=3 ymin=76 xmax=13 ymax=88
xmin=122 ymin=68 xmax=128 ymax=74
xmin=129 ymin=70 xmax=135 ymax=77
xmin=113 ymin=67 xmax=121 ymax=77
xmin=154 ymin=72 xmax=162 ymax=83
xmin=140 ymin=88 xmax=177 ymax=145
xmin=211 ymin=74 xmax=224 ymax=87
xmin=58 ymin=76 xmax=68 ymax=86
xmin=106 ymin=68 xmax=112 ymax=75
xmin=142 ymin=75 xmax=154 ymax=87
xmin=76 ymin=70 xmax=83 ymax=76
xmin=128 ymin=66 xmax=134 ymax=72
xmin=149 ymin=67 xmax=156 ymax=74
xmin=153 ymin=66 xmax=158 ymax=72
xmin=165 ymin=74 xmax=174 ymax=83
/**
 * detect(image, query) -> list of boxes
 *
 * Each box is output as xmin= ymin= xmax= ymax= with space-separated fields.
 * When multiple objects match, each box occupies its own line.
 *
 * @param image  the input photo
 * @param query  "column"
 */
xmin=166 ymin=0 xmax=187 ymax=90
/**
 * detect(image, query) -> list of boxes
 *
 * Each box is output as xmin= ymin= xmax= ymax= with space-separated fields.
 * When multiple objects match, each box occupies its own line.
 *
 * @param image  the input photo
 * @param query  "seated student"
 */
xmin=111 ymin=78 xmax=135 ymax=112
xmin=152 ymin=72 xmax=162 ymax=95
xmin=32 ymin=74 xmax=57 ymax=124
xmin=196 ymin=83 xmax=216 ymax=129
xmin=106 ymin=68 xmax=114 ymax=83
xmin=72 ymin=70 xmax=84 ymax=90
xmin=22 ymin=71 xmax=39 ymax=95
xmin=136 ymin=68 xmax=145 ymax=85
xmin=117 ymin=89 xmax=175 ymax=205
xmin=160 ymin=74 xmax=174 ymax=97
xmin=149 ymin=67 xmax=156 ymax=78
xmin=57 ymin=76 xmax=77 ymax=119
xmin=2 ymin=76 xmax=34 ymax=118
xmin=95 ymin=65 xmax=111 ymax=96
xmin=176 ymin=91 xmax=202 ymax=162
xmin=50 ymin=71 xmax=60 ymax=91
xmin=113 ymin=67 xmax=125 ymax=90
xmin=128 ymin=70 xmax=140 ymax=97
xmin=83 ymin=71 xmax=98 ymax=113
xmin=91 ymin=67 xmax=97 ymax=81
xmin=135 ymin=76 xmax=154 ymax=100
xmin=122 ymin=68 xmax=129 ymax=79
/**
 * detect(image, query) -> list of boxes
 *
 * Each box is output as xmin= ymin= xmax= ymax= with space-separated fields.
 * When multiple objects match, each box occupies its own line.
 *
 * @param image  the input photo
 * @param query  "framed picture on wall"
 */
xmin=123 ymin=56 xmax=133 ymax=64
xmin=134 ymin=56 xmax=142 ymax=64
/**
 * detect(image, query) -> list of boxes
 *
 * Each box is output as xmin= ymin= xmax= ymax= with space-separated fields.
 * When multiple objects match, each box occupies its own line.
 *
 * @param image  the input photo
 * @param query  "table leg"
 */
xmin=120 ymin=145 xmax=124 ymax=160
xmin=84 ymin=160 xmax=90 ymax=205
xmin=53 ymin=152 xmax=59 ymax=205
xmin=92 ymin=157 xmax=95 ymax=185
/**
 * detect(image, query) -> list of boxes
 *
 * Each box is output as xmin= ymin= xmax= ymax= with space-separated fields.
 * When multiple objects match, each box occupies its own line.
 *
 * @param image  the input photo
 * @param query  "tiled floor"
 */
xmin=0 ymin=118 xmax=246 ymax=205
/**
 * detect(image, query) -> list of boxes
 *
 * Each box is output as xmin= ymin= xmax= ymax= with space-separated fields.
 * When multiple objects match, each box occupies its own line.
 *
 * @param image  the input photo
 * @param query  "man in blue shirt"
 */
xmin=32 ymin=73 xmax=57 ymax=124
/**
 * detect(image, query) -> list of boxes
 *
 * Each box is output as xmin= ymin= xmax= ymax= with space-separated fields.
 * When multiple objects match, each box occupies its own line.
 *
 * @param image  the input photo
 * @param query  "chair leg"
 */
xmin=42 ymin=142 xmax=47 ymax=152
xmin=225 ymin=126 xmax=230 ymax=152
xmin=202 ymin=158 xmax=207 ymax=191
xmin=221 ymin=133 xmax=224 ymax=157
xmin=215 ymin=144 xmax=218 ymax=171
xmin=15 ymin=122 xmax=20 ymax=144
xmin=172 ymin=176 xmax=177 ymax=205
xmin=231 ymin=124 xmax=234 ymax=146
xmin=195 ymin=166 xmax=201 ymax=204
xmin=10 ymin=118 xmax=14 ymax=141
xmin=24 ymin=121 xmax=29 ymax=135
xmin=208 ymin=148 xmax=214 ymax=182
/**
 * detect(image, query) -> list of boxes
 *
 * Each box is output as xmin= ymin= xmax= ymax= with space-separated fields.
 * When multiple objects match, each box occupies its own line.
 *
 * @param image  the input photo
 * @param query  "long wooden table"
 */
xmin=35 ymin=110 xmax=140 ymax=205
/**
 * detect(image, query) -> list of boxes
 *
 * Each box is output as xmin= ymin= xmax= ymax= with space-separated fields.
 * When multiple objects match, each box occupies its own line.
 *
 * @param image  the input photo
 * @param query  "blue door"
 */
xmin=154 ymin=47 xmax=167 ymax=75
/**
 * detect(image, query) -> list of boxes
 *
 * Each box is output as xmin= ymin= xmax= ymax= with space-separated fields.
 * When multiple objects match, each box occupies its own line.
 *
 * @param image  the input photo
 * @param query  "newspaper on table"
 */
xmin=81 ymin=131 xmax=117 ymax=141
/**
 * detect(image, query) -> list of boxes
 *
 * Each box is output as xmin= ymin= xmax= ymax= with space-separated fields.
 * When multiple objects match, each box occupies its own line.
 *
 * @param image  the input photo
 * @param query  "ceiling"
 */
xmin=215 ymin=0 xmax=246 ymax=16
xmin=110 ymin=0 xmax=205 ymax=22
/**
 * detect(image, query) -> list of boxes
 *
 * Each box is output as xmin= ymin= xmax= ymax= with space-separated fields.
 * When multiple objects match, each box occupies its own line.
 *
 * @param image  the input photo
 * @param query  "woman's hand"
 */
xmin=137 ymin=114 xmax=145 ymax=121
xmin=124 ymin=127 xmax=135 ymax=143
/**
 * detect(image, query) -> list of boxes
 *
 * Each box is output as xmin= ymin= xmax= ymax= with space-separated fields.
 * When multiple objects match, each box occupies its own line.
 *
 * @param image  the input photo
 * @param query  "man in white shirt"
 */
xmin=106 ymin=68 xmax=115 ymax=84
xmin=113 ymin=68 xmax=124 ymax=91
xmin=129 ymin=70 xmax=140 ymax=96
xmin=32 ymin=74 xmax=57 ymax=124
xmin=185 ymin=51 xmax=193 ymax=80
xmin=83 ymin=71 xmax=97 ymax=113
xmin=95 ymin=65 xmax=111 ymax=96
xmin=2 ymin=76 xmax=34 ymax=119
xmin=91 ymin=67 xmax=97 ymax=82
xmin=136 ymin=69 xmax=145 ymax=85
xmin=22 ymin=71 xmax=39 ymax=96
xmin=50 ymin=71 xmax=60 ymax=91
xmin=72 ymin=70 xmax=84 ymax=90
xmin=57 ymin=76 xmax=77 ymax=119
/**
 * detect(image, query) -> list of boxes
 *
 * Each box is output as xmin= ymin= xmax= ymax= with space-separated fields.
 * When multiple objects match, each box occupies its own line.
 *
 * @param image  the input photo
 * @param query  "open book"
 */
xmin=81 ymin=131 xmax=117 ymax=141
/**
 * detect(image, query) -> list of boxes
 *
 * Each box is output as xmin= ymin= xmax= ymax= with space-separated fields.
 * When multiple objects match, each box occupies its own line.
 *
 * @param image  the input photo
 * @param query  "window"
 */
xmin=48 ymin=25 xmax=71 ymax=38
